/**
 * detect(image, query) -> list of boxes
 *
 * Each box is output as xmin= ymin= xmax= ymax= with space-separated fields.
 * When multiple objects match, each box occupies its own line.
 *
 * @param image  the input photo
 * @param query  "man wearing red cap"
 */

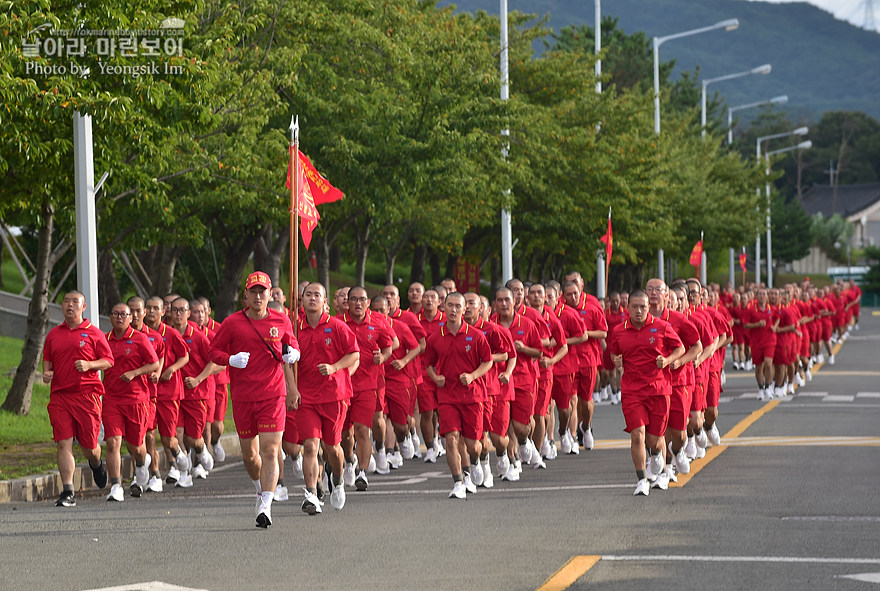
xmin=209 ymin=271 xmax=300 ymax=528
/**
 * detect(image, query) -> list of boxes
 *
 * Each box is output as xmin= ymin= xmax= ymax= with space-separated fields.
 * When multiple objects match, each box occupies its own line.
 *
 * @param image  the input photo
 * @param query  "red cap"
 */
xmin=245 ymin=271 xmax=271 ymax=290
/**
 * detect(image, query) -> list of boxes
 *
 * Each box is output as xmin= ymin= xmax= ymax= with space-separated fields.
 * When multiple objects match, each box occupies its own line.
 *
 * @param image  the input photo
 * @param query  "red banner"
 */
xmin=599 ymin=213 xmax=613 ymax=263
xmin=739 ymin=252 xmax=747 ymax=272
xmin=299 ymin=152 xmax=344 ymax=205
xmin=454 ymin=257 xmax=481 ymax=295
xmin=689 ymin=240 xmax=703 ymax=267
xmin=287 ymin=147 xmax=320 ymax=249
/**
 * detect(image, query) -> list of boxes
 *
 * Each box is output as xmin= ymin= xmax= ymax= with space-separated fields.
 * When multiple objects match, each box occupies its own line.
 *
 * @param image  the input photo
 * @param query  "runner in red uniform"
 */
xmin=743 ymin=288 xmax=779 ymax=401
xmin=416 ymin=289 xmax=447 ymax=462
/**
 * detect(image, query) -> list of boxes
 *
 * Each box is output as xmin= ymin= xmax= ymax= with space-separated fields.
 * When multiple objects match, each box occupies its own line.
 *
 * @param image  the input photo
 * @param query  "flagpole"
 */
xmin=289 ymin=116 xmax=299 ymax=330
xmin=742 ymin=246 xmax=746 ymax=288
xmin=698 ymin=230 xmax=704 ymax=282
xmin=605 ymin=207 xmax=611 ymax=299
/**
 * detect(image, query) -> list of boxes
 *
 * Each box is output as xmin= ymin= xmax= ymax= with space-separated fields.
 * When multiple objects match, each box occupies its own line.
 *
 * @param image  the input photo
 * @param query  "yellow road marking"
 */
xmin=535 ymin=555 xmax=602 ymax=591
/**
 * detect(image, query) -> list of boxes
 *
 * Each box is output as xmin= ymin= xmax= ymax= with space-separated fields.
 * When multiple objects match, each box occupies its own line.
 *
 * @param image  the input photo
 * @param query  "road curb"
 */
xmin=0 ymin=433 xmax=241 ymax=503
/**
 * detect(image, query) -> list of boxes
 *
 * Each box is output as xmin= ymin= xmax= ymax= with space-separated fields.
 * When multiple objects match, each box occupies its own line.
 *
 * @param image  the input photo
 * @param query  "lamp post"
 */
xmin=754 ymin=126 xmax=809 ymax=286
xmin=728 ymin=95 xmax=788 ymax=145
xmin=653 ymin=18 xmax=738 ymax=279
xmin=701 ymin=64 xmax=772 ymax=138
xmin=500 ymin=0 xmax=512 ymax=284
xmin=764 ymin=139 xmax=813 ymax=287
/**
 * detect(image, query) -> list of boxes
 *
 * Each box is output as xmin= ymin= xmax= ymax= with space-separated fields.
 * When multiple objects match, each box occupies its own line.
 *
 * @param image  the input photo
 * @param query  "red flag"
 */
xmin=739 ymin=252 xmax=747 ymax=272
xmin=287 ymin=147 xmax=320 ymax=249
xmin=599 ymin=211 xmax=613 ymax=263
xmin=299 ymin=152 xmax=344 ymax=205
xmin=689 ymin=240 xmax=703 ymax=267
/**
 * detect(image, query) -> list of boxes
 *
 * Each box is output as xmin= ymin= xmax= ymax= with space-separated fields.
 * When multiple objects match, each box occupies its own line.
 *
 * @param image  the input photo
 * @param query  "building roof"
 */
xmin=800 ymin=183 xmax=880 ymax=220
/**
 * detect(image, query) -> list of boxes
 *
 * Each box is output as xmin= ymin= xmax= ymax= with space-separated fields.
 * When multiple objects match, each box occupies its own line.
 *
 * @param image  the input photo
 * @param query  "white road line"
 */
xmin=601 ymin=554 xmax=880 ymax=565
xmin=794 ymin=392 xmax=828 ymax=397
xmin=80 ymin=583 xmax=210 ymax=591
xmin=857 ymin=392 xmax=880 ymax=398
xmin=782 ymin=516 xmax=880 ymax=522
xmin=787 ymin=403 xmax=880 ymax=408
xmin=822 ymin=395 xmax=855 ymax=402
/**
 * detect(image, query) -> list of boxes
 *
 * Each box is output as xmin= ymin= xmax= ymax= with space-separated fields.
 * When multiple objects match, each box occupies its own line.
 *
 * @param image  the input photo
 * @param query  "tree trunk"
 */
xmin=354 ymin=215 xmax=371 ymax=288
xmin=315 ymin=233 xmax=331 ymax=294
xmin=2 ymin=199 xmax=54 ymax=415
xmin=329 ymin=244 xmax=341 ymax=273
xmin=383 ymin=224 xmax=415 ymax=286
xmin=427 ymin=247 xmax=441 ymax=287
xmin=98 ymin=249 xmax=122 ymax=314
xmin=444 ymin=254 xmax=457 ymax=283
xmin=140 ymin=244 xmax=183 ymax=297
xmin=213 ymin=235 xmax=259 ymax=321
xmin=490 ymin=255 xmax=500 ymax=293
xmin=252 ymin=223 xmax=290 ymax=288
xmin=409 ymin=242 xmax=426 ymax=286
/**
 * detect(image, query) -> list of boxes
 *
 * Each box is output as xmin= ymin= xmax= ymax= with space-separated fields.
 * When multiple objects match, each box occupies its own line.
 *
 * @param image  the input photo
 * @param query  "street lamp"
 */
xmin=754 ymin=126 xmax=809 ymax=285
xmin=653 ymin=18 xmax=739 ymax=135
xmin=727 ymin=95 xmax=788 ymax=145
xmin=652 ymin=18 xmax=738 ymax=279
xmin=701 ymin=64 xmax=772 ymax=138
xmin=765 ymin=139 xmax=813 ymax=287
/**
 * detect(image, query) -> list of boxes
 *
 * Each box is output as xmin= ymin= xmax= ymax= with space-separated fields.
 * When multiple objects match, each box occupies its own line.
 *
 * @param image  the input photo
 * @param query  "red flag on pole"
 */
xmin=299 ymin=152 xmax=344 ymax=205
xmin=738 ymin=252 xmax=747 ymax=272
xmin=286 ymin=147 xmax=320 ymax=249
xmin=689 ymin=239 xmax=703 ymax=268
xmin=599 ymin=210 xmax=613 ymax=263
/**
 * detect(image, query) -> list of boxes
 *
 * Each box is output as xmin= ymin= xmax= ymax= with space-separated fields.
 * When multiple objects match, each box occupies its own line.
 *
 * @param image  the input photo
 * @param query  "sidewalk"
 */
xmin=0 ymin=433 xmax=242 ymax=503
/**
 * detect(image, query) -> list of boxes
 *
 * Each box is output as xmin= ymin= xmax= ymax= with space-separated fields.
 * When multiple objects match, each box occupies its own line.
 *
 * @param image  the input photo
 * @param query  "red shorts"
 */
xmin=438 ymin=402 xmax=483 ymax=441
xmin=204 ymin=394 xmax=216 ymax=429
xmin=668 ymin=384 xmax=691 ymax=431
xmin=376 ymin=374 xmax=387 ymax=413
xmin=296 ymin=399 xmax=348 ymax=445
xmin=416 ymin=379 xmax=438 ymax=413
xmin=488 ymin=396 xmax=510 ymax=435
xmin=622 ymin=392 xmax=670 ymax=438
xmin=345 ymin=389 xmax=379 ymax=429
xmin=534 ymin=375 xmax=553 ymax=417
xmin=799 ymin=333 xmax=810 ymax=358
xmin=48 ymin=391 xmax=102 ymax=449
xmin=282 ymin=408 xmax=300 ymax=444
xmin=706 ymin=371 xmax=722 ymax=408
xmin=102 ymin=399 xmax=149 ymax=446
xmin=551 ymin=373 xmax=577 ymax=409
xmin=821 ymin=320 xmax=832 ymax=342
xmin=179 ymin=399 xmax=209 ymax=439
xmin=732 ymin=326 xmax=746 ymax=345
xmin=156 ymin=399 xmax=180 ymax=438
xmin=690 ymin=381 xmax=707 ymax=413
xmin=408 ymin=377 xmax=419 ymax=416
xmin=213 ymin=387 xmax=228 ymax=422
xmin=510 ymin=387 xmax=534 ymax=426
xmin=384 ymin=376 xmax=412 ymax=426
xmin=751 ymin=340 xmax=775 ymax=366
xmin=146 ymin=397 xmax=158 ymax=431
xmin=232 ymin=396 xmax=285 ymax=439
xmin=576 ymin=365 xmax=598 ymax=399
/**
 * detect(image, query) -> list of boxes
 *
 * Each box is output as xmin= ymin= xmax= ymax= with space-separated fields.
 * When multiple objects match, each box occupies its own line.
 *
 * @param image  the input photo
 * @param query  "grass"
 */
xmin=0 ymin=334 xmax=238 ymax=481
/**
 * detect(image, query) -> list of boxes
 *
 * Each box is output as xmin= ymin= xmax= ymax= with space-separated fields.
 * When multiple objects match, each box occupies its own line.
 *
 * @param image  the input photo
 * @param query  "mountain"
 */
xmin=442 ymin=0 xmax=880 ymax=122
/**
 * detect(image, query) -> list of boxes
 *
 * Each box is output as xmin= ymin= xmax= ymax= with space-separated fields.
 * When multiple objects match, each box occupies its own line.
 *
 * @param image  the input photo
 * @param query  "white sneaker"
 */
xmin=560 ymin=432 xmax=572 ymax=455
xmin=292 ymin=453 xmax=304 ymax=480
xmin=651 ymin=472 xmax=670 ymax=490
xmin=695 ymin=430 xmax=708 ymax=448
xmin=720 ymin=370 xmax=727 ymax=386
xmin=665 ymin=463 xmax=678 ymax=483
xmin=330 ymin=486 xmax=346 ymax=510
xmin=274 ymin=484 xmax=289 ymax=502
xmin=746 ymin=360 xmax=754 ymax=370
xmin=165 ymin=465 xmax=180 ymax=484
xmin=758 ymin=387 xmax=767 ymax=401
xmin=707 ymin=423 xmax=721 ymax=446
xmin=817 ymin=353 xmax=825 ymax=364
xmin=192 ymin=464 xmax=209 ymax=479
xmin=787 ymin=382 xmax=795 ymax=395
xmin=496 ymin=454 xmax=510 ymax=476
xmin=135 ymin=453 xmax=151 ymax=487
xmin=531 ymin=455 xmax=547 ymax=469
xmin=175 ymin=472 xmax=194 ymax=488
xmin=583 ymin=428 xmax=595 ymax=450
xmin=470 ymin=462 xmax=484 ymax=487
xmin=674 ymin=447 xmax=691 ymax=475
xmin=633 ymin=478 xmax=650 ymax=496
xmin=343 ymin=462 xmax=356 ymax=487
xmin=568 ymin=432 xmax=580 ymax=455
xmin=684 ymin=436 xmax=697 ymax=460
xmin=518 ymin=441 xmax=532 ymax=465
xmin=355 ymin=470 xmax=369 ymax=492
xmin=213 ymin=442 xmax=226 ymax=463
xmin=775 ymin=386 xmax=785 ymax=398
xmin=375 ymin=450 xmax=390 ymax=475
xmin=541 ymin=437 xmax=554 ymax=459
xmin=424 ymin=447 xmax=438 ymax=463
xmin=368 ymin=454 xmax=377 ymax=474
xmin=610 ymin=391 xmax=620 ymax=405
xmin=256 ymin=502 xmax=272 ymax=528
xmin=388 ymin=451 xmax=403 ymax=469
xmin=482 ymin=465 xmax=494 ymax=489
xmin=436 ymin=437 xmax=446 ymax=457
xmin=146 ymin=475 xmax=163 ymax=492
xmin=806 ymin=369 xmax=812 ymax=382
xmin=411 ymin=432 xmax=422 ymax=458
xmin=794 ymin=373 xmax=805 ymax=387
xmin=592 ymin=391 xmax=601 ymax=403
xmin=401 ymin=435 xmax=415 ymax=460
xmin=695 ymin=446 xmax=706 ymax=459
xmin=501 ymin=462 xmax=520 ymax=482
xmin=302 ymin=488 xmax=323 ymax=515
xmin=649 ymin=452 xmax=664 ymax=475
xmin=449 ymin=481 xmax=466 ymax=499
xmin=829 ymin=354 xmax=835 ymax=365
xmin=175 ymin=449 xmax=191 ymax=472
xmin=463 ymin=473 xmax=477 ymax=494
xmin=106 ymin=483 xmax=125 ymax=502
xmin=546 ymin=439 xmax=558 ymax=460
xmin=601 ymin=385 xmax=610 ymax=401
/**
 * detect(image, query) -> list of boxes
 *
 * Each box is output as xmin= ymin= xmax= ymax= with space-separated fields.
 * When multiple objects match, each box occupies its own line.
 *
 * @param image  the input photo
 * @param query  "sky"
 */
xmin=749 ymin=0 xmax=878 ymax=31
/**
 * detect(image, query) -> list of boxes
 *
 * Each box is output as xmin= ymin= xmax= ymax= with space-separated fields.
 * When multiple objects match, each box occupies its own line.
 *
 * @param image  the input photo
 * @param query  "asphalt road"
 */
xmin=2 ymin=311 xmax=879 ymax=591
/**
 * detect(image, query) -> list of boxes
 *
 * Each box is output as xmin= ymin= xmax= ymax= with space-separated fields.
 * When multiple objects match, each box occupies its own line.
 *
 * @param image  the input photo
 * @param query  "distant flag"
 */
xmin=739 ymin=251 xmax=747 ymax=272
xmin=599 ymin=208 xmax=613 ymax=264
xmin=689 ymin=234 xmax=704 ymax=270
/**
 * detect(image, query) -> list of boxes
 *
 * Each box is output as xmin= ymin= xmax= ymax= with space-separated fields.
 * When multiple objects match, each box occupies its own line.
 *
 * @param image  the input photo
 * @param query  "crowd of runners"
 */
xmin=41 ymin=269 xmax=861 ymax=526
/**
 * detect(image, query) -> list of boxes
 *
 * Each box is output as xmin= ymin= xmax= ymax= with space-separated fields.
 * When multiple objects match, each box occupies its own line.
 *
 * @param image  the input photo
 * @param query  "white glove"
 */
xmin=282 ymin=348 xmax=300 ymax=365
xmin=229 ymin=352 xmax=250 ymax=369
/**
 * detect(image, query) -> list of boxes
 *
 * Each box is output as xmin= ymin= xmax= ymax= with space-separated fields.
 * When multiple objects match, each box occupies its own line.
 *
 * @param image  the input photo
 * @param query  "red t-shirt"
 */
xmin=574 ymin=293 xmax=608 ymax=368
xmin=209 ymin=308 xmax=297 ymax=403
xmin=424 ymin=322 xmax=492 ymax=405
xmin=296 ymin=312 xmax=358 ymax=405
xmin=136 ymin=323 xmax=165 ymax=400
xmin=610 ymin=314 xmax=683 ymax=397
xmin=343 ymin=310 xmax=395 ymax=393
xmin=536 ymin=305 xmax=566 ymax=378
xmin=386 ymin=317 xmax=420 ymax=384
xmin=744 ymin=304 xmax=777 ymax=347
xmin=154 ymin=322 xmax=188 ymax=401
xmin=658 ymin=308 xmax=700 ymax=386
xmin=178 ymin=323 xmax=215 ymax=401
xmin=104 ymin=326 xmax=159 ymax=403
xmin=391 ymin=307 xmax=426 ymax=342
xmin=203 ymin=317 xmax=230 ymax=387
xmin=417 ymin=308 xmax=446 ymax=379
xmin=471 ymin=316 xmax=516 ymax=399
xmin=491 ymin=312 xmax=541 ymax=393
xmin=43 ymin=319 xmax=113 ymax=398
xmin=552 ymin=302 xmax=585 ymax=376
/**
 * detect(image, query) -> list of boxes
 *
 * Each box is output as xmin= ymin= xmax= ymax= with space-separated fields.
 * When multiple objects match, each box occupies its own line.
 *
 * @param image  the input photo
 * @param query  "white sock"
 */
xmin=252 ymin=478 xmax=262 ymax=494
xmin=260 ymin=490 xmax=274 ymax=510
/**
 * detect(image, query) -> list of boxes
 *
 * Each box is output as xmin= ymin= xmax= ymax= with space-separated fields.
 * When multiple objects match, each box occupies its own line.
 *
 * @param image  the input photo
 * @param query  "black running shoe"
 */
xmin=91 ymin=460 xmax=108 ymax=489
xmin=576 ymin=423 xmax=585 ymax=448
xmin=256 ymin=512 xmax=272 ymax=528
xmin=55 ymin=490 xmax=76 ymax=507
xmin=129 ymin=482 xmax=143 ymax=498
